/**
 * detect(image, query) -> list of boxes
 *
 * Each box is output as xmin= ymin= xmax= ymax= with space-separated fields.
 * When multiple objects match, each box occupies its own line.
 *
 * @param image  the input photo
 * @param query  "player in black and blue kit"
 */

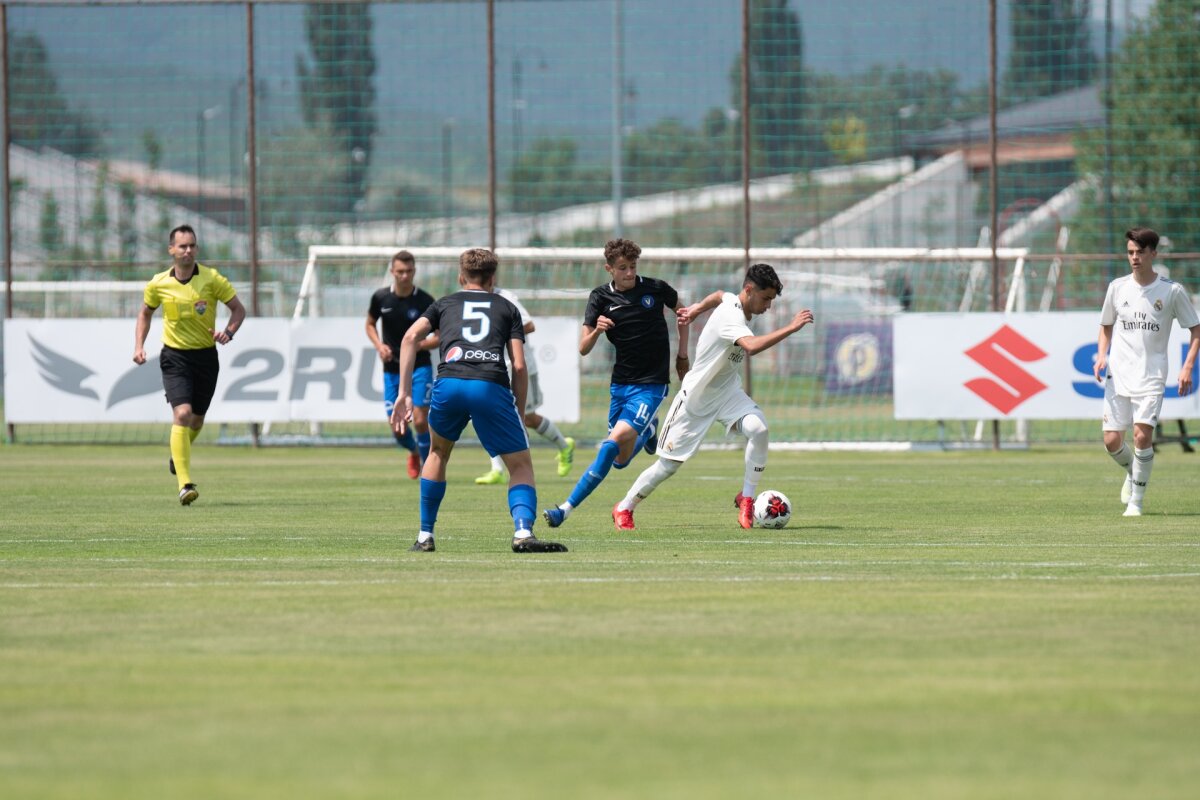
xmin=543 ymin=238 xmax=692 ymax=528
xmin=366 ymin=250 xmax=437 ymax=478
xmin=391 ymin=248 xmax=567 ymax=554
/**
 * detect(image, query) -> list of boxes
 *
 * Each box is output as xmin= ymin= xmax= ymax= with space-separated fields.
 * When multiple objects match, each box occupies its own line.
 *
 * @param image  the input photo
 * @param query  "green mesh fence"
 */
xmin=2 ymin=1 xmax=1198 ymax=446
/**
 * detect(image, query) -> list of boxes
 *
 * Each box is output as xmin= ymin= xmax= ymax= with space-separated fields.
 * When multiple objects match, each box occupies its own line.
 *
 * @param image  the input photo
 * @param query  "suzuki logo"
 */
xmin=963 ymin=325 xmax=1048 ymax=414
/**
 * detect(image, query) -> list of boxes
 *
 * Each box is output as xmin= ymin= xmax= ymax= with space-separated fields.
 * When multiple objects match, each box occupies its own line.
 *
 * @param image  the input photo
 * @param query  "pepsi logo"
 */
xmin=445 ymin=346 xmax=464 ymax=362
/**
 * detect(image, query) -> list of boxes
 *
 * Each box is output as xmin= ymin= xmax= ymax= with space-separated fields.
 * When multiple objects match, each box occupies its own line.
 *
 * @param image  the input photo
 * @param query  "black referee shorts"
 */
xmin=160 ymin=345 xmax=220 ymax=416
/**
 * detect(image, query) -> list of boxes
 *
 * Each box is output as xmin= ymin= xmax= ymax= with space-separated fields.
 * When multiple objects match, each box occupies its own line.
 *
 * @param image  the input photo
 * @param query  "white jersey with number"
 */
xmin=1100 ymin=274 xmax=1199 ymax=396
xmin=495 ymin=287 xmax=537 ymax=377
xmin=679 ymin=291 xmax=755 ymax=416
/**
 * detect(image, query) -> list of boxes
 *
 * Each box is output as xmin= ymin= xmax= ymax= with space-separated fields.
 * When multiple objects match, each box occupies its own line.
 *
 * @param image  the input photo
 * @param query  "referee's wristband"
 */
xmin=676 ymin=354 xmax=690 ymax=360
xmin=223 ymin=328 xmax=235 ymax=340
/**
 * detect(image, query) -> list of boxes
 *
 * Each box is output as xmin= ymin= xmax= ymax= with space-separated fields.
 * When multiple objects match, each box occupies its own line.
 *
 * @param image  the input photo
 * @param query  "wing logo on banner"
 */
xmin=29 ymin=335 xmax=160 ymax=409
xmin=963 ymin=325 xmax=1048 ymax=415
xmin=30 ymin=335 xmax=99 ymax=400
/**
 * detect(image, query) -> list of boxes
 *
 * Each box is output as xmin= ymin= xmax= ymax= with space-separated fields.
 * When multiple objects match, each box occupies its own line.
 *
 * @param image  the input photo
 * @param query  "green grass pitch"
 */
xmin=1 ymin=443 xmax=1198 ymax=798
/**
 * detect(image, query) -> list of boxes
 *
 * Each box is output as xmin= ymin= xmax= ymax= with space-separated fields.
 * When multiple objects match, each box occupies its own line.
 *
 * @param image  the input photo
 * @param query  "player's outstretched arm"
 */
xmin=677 ymin=290 xmax=723 ymax=326
xmin=735 ymin=309 xmax=814 ymax=357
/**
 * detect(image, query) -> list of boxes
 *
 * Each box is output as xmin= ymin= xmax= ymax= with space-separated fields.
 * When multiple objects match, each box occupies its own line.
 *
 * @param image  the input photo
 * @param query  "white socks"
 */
xmin=618 ymin=458 xmax=680 ymax=511
xmin=536 ymin=417 xmax=568 ymax=449
xmin=740 ymin=414 xmax=769 ymax=498
xmin=1107 ymin=442 xmax=1133 ymax=472
xmin=1131 ymin=447 xmax=1154 ymax=505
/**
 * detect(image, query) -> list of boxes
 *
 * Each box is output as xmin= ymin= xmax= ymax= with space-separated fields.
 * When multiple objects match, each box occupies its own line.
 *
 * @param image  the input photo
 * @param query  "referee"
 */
xmin=133 ymin=224 xmax=246 ymax=505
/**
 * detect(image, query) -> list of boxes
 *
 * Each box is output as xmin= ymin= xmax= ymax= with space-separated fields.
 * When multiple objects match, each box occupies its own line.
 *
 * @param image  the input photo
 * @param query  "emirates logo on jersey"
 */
xmin=194 ymin=300 xmax=207 ymax=315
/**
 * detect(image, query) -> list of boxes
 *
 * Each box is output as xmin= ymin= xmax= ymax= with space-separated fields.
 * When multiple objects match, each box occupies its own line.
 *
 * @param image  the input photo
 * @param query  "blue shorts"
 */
xmin=608 ymin=383 xmax=669 ymax=435
xmin=428 ymin=377 xmax=529 ymax=457
xmin=383 ymin=365 xmax=433 ymax=418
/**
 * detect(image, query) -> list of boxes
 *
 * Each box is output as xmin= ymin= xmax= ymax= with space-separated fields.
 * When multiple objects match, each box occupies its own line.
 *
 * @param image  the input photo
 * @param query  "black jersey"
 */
xmin=368 ymin=286 xmax=435 ymax=373
xmin=423 ymin=290 xmax=524 ymax=387
xmin=583 ymin=275 xmax=679 ymax=385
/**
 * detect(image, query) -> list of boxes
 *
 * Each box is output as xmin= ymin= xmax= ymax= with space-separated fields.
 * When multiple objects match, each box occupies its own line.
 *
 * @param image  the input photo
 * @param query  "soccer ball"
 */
xmin=753 ymin=490 xmax=792 ymax=529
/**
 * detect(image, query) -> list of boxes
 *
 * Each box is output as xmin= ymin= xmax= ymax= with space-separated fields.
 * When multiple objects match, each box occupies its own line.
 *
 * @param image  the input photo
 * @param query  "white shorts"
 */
xmin=656 ymin=387 xmax=763 ymax=462
xmin=1102 ymin=378 xmax=1162 ymax=431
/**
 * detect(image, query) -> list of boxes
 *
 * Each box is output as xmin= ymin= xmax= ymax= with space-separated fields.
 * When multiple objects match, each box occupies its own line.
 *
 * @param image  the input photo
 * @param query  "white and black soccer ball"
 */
xmin=753 ymin=490 xmax=792 ymax=529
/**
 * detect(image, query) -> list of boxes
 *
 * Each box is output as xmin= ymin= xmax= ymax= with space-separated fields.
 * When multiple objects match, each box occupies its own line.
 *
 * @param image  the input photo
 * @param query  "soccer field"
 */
xmin=2 ymin=444 xmax=1198 ymax=798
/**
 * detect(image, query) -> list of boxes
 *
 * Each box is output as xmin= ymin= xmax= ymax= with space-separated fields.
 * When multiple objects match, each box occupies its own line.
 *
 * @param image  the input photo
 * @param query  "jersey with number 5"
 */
xmin=422 ymin=290 xmax=525 ymax=387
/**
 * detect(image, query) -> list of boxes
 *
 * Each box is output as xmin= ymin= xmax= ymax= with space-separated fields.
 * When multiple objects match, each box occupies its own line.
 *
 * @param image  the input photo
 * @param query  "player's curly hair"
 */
xmin=604 ymin=238 xmax=642 ymax=265
xmin=459 ymin=248 xmax=498 ymax=283
xmin=745 ymin=263 xmax=783 ymax=294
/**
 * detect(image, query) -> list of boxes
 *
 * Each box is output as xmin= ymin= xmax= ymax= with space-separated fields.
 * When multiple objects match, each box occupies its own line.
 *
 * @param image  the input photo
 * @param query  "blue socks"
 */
xmin=419 ymin=478 xmax=447 ymax=534
xmin=394 ymin=427 xmax=417 ymax=452
xmin=566 ymin=440 xmax=620 ymax=508
xmin=417 ymin=431 xmax=431 ymax=465
xmin=508 ymin=484 xmax=537 ymax=533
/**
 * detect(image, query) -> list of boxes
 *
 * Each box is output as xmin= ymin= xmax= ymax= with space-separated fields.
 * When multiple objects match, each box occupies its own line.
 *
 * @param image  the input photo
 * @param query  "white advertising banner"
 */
xmin=4 ymin=317 xmax=580 ymax=424
xmin=894 ymin=312 xmax=1200 ymax=420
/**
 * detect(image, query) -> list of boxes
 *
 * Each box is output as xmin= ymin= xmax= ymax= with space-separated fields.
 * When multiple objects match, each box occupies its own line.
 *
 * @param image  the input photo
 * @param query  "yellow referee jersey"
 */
xmin=143 ymin=263 xmax=237 ymax=350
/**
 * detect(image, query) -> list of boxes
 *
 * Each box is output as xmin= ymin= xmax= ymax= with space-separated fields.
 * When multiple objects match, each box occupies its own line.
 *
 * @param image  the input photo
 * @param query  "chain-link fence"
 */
xmin=2 ymin=0 xmax=1198 ymax=444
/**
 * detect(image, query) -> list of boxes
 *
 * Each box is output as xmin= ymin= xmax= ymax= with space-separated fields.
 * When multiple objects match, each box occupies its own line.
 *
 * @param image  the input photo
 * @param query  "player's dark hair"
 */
xmin=604 ymin=238 xmax=642 ymax=265
xmin=169 ymin=224 xmax=196 ymax=245
xmin=744 ymin=263 xmax=783 ymax=294
xmin=1126 ymin=227 xmax=1159 ymax=251
xmin=460 ymin=248 xmax=498 ymax=283
xmin=392 ymin=250 xmax=415 ymax=267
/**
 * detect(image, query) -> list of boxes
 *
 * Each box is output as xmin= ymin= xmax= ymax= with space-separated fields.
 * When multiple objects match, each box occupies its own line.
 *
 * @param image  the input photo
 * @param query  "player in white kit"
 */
xmin=611 ymin=263 xmax=814 ymax=531
xmin=1093 ymin=227 xmax=1200 ymax=517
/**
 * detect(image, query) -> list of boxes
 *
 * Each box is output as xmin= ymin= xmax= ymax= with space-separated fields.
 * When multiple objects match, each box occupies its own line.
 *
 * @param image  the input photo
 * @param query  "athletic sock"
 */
xmin=566 ymin=440 xmax=620 ymax=508
xmin=490 ymin=454 xmax=506 ymax=473
xmin=508 ymin=484 xmax=537 ymax=535
xmin=394 ymin=427 xmax=417 ymax=452
xmin=620 ymin=458 xmax=680 ymax=510
xmin=536 ymin=417 xmax=568 ymax=449
xmin=170 ymin=424 xmax=192 ymax=489
xmin=1131 ymin=447 xmax=1154 ymax=504
xmin=419 ymin=478 xmax=447 ymax=535
xmin=188 ymin=426 xmax=201 ymax=443
xmin=417 ymin=431 xmax=431 ymax=465
xmin=1107 ymin=442 xmax=1133 ymax=473
xmin=741 ymin=414 xmax=769 ymax=498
